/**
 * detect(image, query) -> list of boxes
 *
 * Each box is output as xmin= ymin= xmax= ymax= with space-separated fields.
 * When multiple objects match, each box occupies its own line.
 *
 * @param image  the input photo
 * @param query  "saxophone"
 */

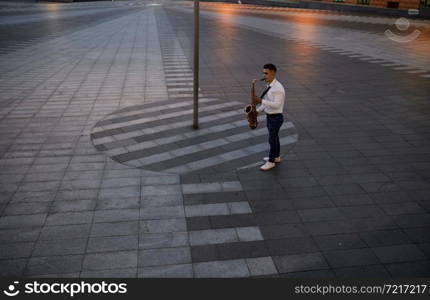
xmin=244 ymin=78 xmax=264 ymax=130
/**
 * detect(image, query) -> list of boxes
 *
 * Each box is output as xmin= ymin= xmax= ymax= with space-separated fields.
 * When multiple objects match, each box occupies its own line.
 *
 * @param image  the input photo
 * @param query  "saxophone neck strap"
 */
xmin=260 ymin=86 xmax=271 ymax=99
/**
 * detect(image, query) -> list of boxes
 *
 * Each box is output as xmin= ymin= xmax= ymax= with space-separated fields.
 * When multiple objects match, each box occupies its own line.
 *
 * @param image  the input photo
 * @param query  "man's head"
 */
xmin=263 ymin=63 xmax=277 ymax=83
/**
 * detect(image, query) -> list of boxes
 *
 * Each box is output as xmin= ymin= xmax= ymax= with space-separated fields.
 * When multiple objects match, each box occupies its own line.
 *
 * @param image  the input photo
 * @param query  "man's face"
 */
xmin=263 ymin=69 xmax=275 ymax=82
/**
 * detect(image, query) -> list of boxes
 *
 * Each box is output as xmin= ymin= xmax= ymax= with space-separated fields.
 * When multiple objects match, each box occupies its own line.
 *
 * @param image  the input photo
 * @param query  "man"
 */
xmin=252 ymin=64 xmax=285 ymax=171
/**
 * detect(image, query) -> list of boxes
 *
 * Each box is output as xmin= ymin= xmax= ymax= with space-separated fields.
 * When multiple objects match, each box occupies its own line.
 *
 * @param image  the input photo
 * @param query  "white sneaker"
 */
xmin=264 ymin=157 xmax=281 ymax=163
xmin=260 ymin=161 xmax=276 ymax=171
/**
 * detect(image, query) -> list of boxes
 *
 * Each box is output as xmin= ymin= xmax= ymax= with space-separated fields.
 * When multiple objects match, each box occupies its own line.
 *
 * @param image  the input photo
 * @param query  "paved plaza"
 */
xmin=0 ymin=0 xmax=430 ymax=277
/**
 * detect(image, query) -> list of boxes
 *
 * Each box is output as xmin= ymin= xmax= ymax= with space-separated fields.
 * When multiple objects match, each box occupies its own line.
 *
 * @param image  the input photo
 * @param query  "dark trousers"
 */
xmin=266 ymin=113 xmax=284 ymax=163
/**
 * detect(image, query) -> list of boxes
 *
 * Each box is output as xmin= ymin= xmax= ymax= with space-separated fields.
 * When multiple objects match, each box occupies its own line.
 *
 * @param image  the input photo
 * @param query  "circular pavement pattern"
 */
xmin=90 ymin=97 xmax=298 ymax=174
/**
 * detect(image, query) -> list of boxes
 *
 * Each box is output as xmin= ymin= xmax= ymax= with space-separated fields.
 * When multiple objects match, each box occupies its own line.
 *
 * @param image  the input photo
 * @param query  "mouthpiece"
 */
xmin=260 ymin=78 xmax=265 ymax=81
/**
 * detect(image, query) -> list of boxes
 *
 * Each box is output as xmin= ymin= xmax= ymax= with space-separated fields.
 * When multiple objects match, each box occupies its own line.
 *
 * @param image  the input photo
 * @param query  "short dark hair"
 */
xmin=263 ymin=63 xmax=277 ymax=72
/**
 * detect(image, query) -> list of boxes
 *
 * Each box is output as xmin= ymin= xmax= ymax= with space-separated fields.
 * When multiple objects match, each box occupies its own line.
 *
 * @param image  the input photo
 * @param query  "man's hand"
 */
xmin=252 ymin=96 xmax=262 ymax=105
xmin=252 ymin=79 xmax=258 ymax=85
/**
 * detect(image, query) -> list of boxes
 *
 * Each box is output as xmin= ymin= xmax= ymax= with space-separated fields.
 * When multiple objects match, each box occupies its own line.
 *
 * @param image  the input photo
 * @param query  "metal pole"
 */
xmin=193 ymin=0 xmax=199 ymax=129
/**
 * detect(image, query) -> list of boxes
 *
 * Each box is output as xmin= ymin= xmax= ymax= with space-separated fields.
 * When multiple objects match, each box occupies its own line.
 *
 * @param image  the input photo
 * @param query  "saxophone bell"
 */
xmin=244 ymin=104 xmax=253 ymax=114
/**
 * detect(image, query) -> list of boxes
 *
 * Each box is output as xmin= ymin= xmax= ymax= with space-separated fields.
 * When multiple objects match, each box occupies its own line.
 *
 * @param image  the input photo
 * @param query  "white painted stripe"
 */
xmin=103 ymin=115 xmax=268 ymax=152
xmin=185 ymin=201 xmax=252 ymax=217
xmin=167 ymin=87 xmax=198 ymax=92
xmin=141 ymin=132 xmax=258 ymax=164
xmin=407 ymin=70 xmax=427 ymax=74
xmin=101 ymin=97 xmax=217 ymax=121
xmin=92 ymin=101 xmax=242 ymax=133
xmin=164 ymin=134 xmax=299 ymax=174
xmin=182 ymin=181 xmax=242 ymax=194
xmin=166 ymin=82 xmax=193 ymax=86
xmin=166 ymin=77 xmax=194 ymax=82
xmin=393 ymin=66 xmax=417 ymax=70
xmin=94 ymin=109 xmax=247 ymax=145
xmin=165 ymin=73 xmax=193 ymax=77
xmin=189 ymin=226 xmax=263 ymax=246
xmin=164 ymin=68 xmax=192 ymax=71
xmin=126 ymin=122 xmax=295 ymax=166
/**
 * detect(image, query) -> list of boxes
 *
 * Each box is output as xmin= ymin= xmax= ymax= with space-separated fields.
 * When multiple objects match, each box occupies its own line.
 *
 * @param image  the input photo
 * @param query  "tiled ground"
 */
xmin=0 ymin=0 xmax=429 ymax=278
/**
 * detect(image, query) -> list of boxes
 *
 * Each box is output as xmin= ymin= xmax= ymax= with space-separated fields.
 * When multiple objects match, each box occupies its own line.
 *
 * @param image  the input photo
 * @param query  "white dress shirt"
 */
xmin=256 ymin=78 xmax=285 ymax=114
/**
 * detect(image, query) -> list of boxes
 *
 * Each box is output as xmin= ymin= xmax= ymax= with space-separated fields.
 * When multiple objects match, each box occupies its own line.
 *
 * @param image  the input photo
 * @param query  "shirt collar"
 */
xmin=268 ymin=78 xmax=277 ymax=87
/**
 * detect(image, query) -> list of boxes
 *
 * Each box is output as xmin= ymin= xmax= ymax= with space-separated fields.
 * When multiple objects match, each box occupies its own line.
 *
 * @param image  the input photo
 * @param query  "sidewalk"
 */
xmin=203 ymin=0 xmax=430 ymax=18
xmin=0 ymin=1 xmax=429 ymax=278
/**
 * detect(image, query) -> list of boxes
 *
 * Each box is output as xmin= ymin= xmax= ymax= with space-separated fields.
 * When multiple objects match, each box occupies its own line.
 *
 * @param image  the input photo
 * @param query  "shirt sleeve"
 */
xmin=262 ymin=90 xmax=284 ymax=110
xmin=256 ymin=103 xmax=265 ymax=113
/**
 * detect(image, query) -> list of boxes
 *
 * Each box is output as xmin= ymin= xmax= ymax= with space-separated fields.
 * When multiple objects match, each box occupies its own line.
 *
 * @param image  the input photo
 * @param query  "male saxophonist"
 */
xmin=252 ymin=64 xmax=286 ymax=171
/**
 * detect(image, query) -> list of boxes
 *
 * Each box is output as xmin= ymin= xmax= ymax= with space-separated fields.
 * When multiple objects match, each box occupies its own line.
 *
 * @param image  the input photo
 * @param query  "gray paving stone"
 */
xmin=33 ymin=238 xmax=87 ymax=257
xmin=4 ymin=202 xmax=50 ymax=215
xmin=60 ymin=179 xmax=101 ymax=190
xmin=323 ymin=184 xmax=366 ymax=196
xmin=45 ymin=211 xmax=93 ymax=226
xmin=394 ymin=213 xmax=430 ymax=228
xmin=142 ymin=175 xmax=180 ymax=186
xmin=104 ymin=169 xmax=141 ymax=178
xmin=0 ymin=227 xmax=41 ymax=243
xmin=138 ymin=264 xmax=193 ymax=278
xmin=94 ymin=209 xmax=139 ymax=223
xmin=141 ymin=185 xmax=182 ymax=196
xmin=228 ymin=202 xmax=252 ymax=214
xmin=189 ymin=228 xmax=238 ymax=246
xmin=96 ymin=197 xmax=139 ymax=210
xmin=359 ymin=229 xmax=411 ymax=247
xmin=314 ymin=233 xmax=366 ymax=251
xmin=101 ymin=177 xmax=140 ymax=188
xmin=140 ymin=218 xmax=187 ymax=233
xmin=0 ymin=214 xmax=47 ymax=229
xmin=0 ymin=242 xmax=34 ymax=259
xmin=141 ymin=194 xmax=183 ymax=207
xmin=298 ymin=207 xmax=344 ymax=222
xmin=39 ymin=224 xmax=91 ymax=241
xmin=99 ymin=186 xmax=140 ymax=199
xmin=140 ymin=205 xmax=185 ymax=220
xmin=90 ymin=221 xmax=138 ymax=237
xmin=87 ymin=235 xmax=138 ymax=253
xmin=139 ymin=232 xmax=189 ymax=250
xmin=83 ymin=251 xmax=138 ymax=271
xmin=280 ymin=269 xmax=335 ymax=278
xmin=324 ymin=248 xmax=380 ymax=268
xmin=55 ymin=189 xmax=99 ymax=201
xmin=379 ymin=202 xmax=427 ymax=216
xmin=372 ymin=244 xmax=427 ymax=264
xmin=246 ymin=257 xmax=278 ymax=276
xmin=193 ymin=259 xmax=250 ymax=278
xmin=273 ymin=253 xmax=329 ymax=273
xmin=81 ymin=268 xmax=137 ymax=278
xmin=185 ymin=203 xmax=229 ymax=217
xmin=0 ymin=258 xmax=27 ymax=276
xmin=17 ymin=181 xmax=60 ymax=192
xmin=50 ymin=200 xmax=96 ymax=213
xmin=138 ymin=247 xmax=191 ymax=267
xmin=182 ymin=182 xmax=222 ymax=194
xmin=236 ymin=226 xmax=264 ymax=242
xmin=385 ymin=261 xmax=430 ymax=277
xmin=26 ymin=255 xmax=84 ymax=276
xmin=334 ymin=265 xmax=391 ymax=278
xmin=10 ymin=191 xmax=55 ymax=203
